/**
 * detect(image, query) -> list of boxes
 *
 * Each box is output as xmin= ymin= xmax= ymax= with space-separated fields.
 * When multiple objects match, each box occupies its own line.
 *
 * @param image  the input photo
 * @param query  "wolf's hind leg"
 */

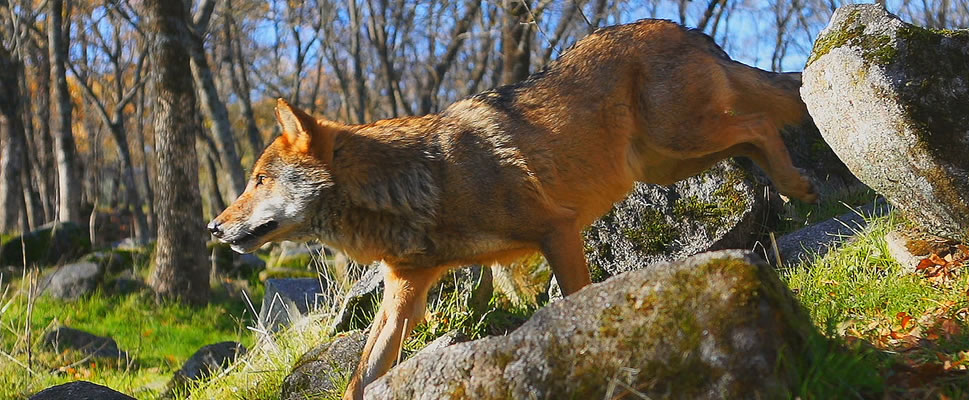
xmin=344 ymin=264 xmax=446 ymax=400
xmin=541 ymin=225 xmax=592 ymax=296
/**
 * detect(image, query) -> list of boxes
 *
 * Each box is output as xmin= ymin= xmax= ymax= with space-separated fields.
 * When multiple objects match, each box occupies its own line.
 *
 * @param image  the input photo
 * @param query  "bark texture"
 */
xmin=146 ymin=0 xmax=210 ymax=304
xmin=49 ymin=0 xmax=81 ymax=223
xmin=0 ymin=46 xmax=26 ymax=232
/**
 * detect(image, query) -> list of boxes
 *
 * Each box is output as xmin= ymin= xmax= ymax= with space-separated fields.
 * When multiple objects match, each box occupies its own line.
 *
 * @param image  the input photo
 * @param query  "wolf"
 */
xmin=209 ymin=19 xmax=816 ymax=399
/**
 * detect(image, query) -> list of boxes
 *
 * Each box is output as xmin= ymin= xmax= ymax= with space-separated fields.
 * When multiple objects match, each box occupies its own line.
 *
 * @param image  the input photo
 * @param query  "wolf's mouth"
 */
xmin=231 ymin=220 xmax=279 ymax=245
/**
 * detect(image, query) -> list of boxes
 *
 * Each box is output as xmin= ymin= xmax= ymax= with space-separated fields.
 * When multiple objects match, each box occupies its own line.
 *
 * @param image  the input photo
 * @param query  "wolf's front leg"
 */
xmin=344 ymin=263 xmax=447 ymax=400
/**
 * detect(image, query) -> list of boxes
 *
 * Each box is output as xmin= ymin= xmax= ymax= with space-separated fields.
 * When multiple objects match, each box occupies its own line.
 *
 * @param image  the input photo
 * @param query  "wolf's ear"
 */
xmin=275 ymin=98 xmax=340 ymax=162
xmin=275 ymin=98 xmax=315 ymax=141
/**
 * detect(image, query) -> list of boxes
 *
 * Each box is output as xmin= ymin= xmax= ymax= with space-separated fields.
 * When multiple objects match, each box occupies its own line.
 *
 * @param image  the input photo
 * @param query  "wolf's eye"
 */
xmin=255 ymin=175 xmax=267 ymax=186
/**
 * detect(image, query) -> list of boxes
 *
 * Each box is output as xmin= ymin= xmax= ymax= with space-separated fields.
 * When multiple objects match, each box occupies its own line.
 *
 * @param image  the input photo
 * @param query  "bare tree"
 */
xmin=69 ymin=5 xmax=151 ymax=241
xmin=188 ymin=0 xmax=247 ymax=201
xmin=0 ymin=45 xmax=26 ymax=233
xmin=49 ymin=0 xmax=82 ymax=223
xmin=146 ymin=0 xmax=209 ymax=304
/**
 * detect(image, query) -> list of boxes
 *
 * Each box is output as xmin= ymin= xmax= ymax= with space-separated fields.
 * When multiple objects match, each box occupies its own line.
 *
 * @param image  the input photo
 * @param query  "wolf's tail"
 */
xmin=727 ymin=65 xmax=809 ymax=128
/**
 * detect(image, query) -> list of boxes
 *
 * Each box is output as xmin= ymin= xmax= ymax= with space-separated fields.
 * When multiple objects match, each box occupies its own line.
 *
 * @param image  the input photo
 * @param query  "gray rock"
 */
xmin=416 ymin=330 xmax=469 ymax=356
xmin=0 ymin=221 xmax=90 ymax=267
xmin=583 ymin=160 xmax=770 ymax=276
xmin=772 ymin=200 xmax=892 ymax=265
xmin=281 ymin=330 xmax=368 ymax=400
xmin=39 ymin=262 xmax=103 ymax=300
xmin=332 ymin=265 xmax=384 ymax=332
xmin=366 ymin=250 xmax=815 ymax=400
xmin=29 ymin=381 xmax=134 ymax=400
xmin=802 ymin=4 xmax=969 ymax=241
xmin=332 ymin=265 xmax=494 ymax=333
xmin=82 ymin=249 xmax=147 ymax=275
xmin=884 ymin=230 xmax=923 ymax=273
xmin=108 ymin=271 xmax=147 ymax=295
xmin=42 ymin=327 xmax=128 ymax=361
xmin=164 ymin=341 xmax=247 ymax=397
xmin=258 ymin=278 xmax=327 ymax=332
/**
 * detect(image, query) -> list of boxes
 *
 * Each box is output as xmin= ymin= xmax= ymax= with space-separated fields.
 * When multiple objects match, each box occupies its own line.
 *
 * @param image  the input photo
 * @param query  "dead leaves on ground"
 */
xmin=915 ymin=245 xmax=969 ymax=286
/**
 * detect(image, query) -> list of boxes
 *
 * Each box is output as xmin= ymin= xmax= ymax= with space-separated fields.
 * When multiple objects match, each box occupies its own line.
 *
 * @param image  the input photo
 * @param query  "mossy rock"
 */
xmin=280 ymin=330 xmax=367 ymax=400
xmin=582 ymin=160 xmax=770 ymax=276
xmin=802 ymin=4 xmax=969 ymax=241
xmin=366 ymin=250 xmax=817 ymax=399
xmin=0 ymin=221 xmax=91 ymax=267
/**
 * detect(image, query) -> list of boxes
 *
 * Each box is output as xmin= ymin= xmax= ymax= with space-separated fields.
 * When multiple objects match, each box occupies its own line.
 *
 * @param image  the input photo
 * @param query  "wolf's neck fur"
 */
xmin=312 ymin=120 xmax=443 ymax=263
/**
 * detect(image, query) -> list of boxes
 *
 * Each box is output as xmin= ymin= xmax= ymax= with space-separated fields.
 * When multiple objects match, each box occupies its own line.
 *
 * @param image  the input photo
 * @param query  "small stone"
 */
xmin=280 ymin=330 xmax=368 ymax=400
xmin=163 ymin=341 xmax=247 ymax=397
xmin=258 ymin=278 xmax=327 ymax=332
xmin=42 ymin=327 xmax=129 ymax=362
xmin=29 ymin=381 xmax=134 ymax=400
xmin=40 ymin=262 xmax=103 ymax=300
xmin=884 ymin=228 xmax=961 ymax=274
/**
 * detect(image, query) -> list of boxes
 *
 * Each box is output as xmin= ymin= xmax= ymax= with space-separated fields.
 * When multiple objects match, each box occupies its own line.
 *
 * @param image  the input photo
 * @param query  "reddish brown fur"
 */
xmin=211 ymin=20 xmax=815 ymax=400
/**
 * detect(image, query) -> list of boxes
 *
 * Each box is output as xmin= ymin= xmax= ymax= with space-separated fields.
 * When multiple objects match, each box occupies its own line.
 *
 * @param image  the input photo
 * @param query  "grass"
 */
xmin=776 ymin=186 xmax=881 ymax=234
xmin=2 ymin=206 xmax=967 ymax=400
xmin=0 ymin=280 xmax=253 ymax=399
xmin=781 ymin=212 xmax=969 ymax=398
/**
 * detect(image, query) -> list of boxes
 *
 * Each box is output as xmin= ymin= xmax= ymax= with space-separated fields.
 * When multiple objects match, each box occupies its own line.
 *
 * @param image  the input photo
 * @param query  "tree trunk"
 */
xmin=188 ymin=36 xmax=246 ymax=201
xmin=146 ymin=0 xmax=210 ymax=304
xmin=226 ymin=15 xmax=263 ymax=156
xmin=501 ymin=1 xmax=533 ymax=85
xmin=0 ymin=47 xmax=26 ymax=233
xmin=349 ymin=0 xmax=368 ymax=123
xmin=109 ymin=121 xmax=149 ymax=241
xmin=49 ymin=0 xmax=81 ymax=223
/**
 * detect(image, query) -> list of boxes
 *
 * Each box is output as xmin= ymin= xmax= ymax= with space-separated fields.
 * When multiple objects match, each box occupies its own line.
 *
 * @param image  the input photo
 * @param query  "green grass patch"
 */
xmin=777 ymin=186 xmax=880 ymax=234
xmin=781 ymin=213 xmax=969 ymax=397
xmin=0 ymin=284 xmax=253 ymax=399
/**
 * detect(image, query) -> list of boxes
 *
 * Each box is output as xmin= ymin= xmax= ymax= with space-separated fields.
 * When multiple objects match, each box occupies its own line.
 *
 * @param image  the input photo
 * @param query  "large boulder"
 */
xmin=583 ymin=160 xmax=770 ymax=276
xmin=39 ymin=262 xmax=103 ymax=300
xmin=802 ymin=4 xmax=969 ymax=241
xmin=366 ymin=250 xmax=816 ymax=399
xmin=1 ymin=221 xmax=90 ymax=267
xmin=29 ymin=381 xmax=134 ymax=400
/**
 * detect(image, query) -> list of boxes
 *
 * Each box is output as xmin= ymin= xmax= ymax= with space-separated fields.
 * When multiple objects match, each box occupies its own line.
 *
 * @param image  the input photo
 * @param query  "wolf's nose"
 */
xmin=207 ymin=221 xmax=223 ymax=238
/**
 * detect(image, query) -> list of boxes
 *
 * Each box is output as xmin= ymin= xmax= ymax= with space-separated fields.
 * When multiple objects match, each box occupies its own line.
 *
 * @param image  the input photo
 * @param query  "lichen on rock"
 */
xmin=365 ymin=250 xmax=817 ymax=400
xmin=802 ymin=4 xmax=969 ymax=241
xmin=581 ymin=160 xmax=768 ymax=276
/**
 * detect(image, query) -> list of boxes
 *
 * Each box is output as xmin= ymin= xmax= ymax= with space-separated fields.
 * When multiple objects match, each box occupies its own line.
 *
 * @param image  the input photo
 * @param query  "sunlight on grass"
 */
xmin=781 ymin=212 xmax=969 ymax=397
xmin=0 ymin=286 xmax=252 ymax=399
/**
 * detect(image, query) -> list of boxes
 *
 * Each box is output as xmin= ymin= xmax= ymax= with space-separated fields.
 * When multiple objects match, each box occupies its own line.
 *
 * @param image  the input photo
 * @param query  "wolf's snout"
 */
xmin=207 ymin=220 xmax=224 ymax=238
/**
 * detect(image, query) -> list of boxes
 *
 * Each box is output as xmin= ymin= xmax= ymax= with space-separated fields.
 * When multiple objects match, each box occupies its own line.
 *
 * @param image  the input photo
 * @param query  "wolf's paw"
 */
xmin=792 ymin=174 xmax=819 ymax=204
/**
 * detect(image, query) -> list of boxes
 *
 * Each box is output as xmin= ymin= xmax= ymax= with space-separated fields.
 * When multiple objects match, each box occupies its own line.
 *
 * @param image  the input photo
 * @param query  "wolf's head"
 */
xmin=208 ymin=99 xmax=341 ymax=253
